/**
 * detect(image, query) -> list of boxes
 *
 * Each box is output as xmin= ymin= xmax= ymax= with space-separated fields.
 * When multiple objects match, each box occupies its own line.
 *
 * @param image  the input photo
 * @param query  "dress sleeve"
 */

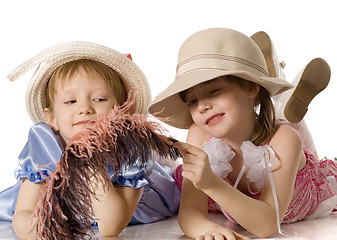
xmin=14 ymin=123 xmax=63 ymax=183
xmin=110 ymin=157 xmax=155 ymax=189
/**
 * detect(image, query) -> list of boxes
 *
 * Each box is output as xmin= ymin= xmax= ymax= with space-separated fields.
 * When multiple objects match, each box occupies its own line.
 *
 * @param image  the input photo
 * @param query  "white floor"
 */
xmin=1 ymin=212 xmax=337 ymax=239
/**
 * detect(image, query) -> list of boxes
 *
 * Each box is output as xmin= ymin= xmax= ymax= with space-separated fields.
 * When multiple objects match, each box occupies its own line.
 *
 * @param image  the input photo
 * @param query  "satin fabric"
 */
xmin=0 ymin=123 xmax=180 ymax=224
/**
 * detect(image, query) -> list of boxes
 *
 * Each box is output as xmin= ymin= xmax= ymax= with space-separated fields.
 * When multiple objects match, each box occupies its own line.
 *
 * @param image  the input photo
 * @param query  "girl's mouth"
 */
xmin=74 ymin=120 xmax=95 ymax=126
xmin=206 ymin=114 xmax=224 ymax=126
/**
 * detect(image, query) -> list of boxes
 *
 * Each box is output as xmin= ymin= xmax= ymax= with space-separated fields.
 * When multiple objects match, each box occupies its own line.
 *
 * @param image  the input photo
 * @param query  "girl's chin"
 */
xmin=205 ymin=130 xmax=226 ymax=139
xmin=205 ymin=127 xmax=233 ymax=140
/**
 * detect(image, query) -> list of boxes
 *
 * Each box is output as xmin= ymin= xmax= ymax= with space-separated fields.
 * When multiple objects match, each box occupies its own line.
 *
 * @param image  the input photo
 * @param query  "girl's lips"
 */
xmin=206 ymin=114 xmax=224 ymax=126
xmin=74 ymin=120 xmax=95 ymax=126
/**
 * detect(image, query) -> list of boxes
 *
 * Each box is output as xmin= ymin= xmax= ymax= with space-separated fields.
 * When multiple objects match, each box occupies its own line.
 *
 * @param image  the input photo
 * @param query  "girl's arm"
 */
xmin=177 ymin=124 xmax=249 ymax=240
xmin=204 ymin=125 xmax=303 ymax=237
xmin=14 ymin=172 xmax=141 ymax=239
xmin=12 ymin=179 xmax=43 ymax=239
xmin=91 ymin=174 xmax=141 ymax=237
xmin=176 ymin=124 xmax=304 ymax=238
xmin=179 ymin=175 xmax=249 ymax=239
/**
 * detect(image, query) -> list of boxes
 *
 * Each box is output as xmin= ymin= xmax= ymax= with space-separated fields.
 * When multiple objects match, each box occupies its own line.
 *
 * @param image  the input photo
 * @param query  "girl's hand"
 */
xmin=195 ymin=225 xmax=250 ymax=240
xmin=174 ymin=141 xmax=218 ymax=190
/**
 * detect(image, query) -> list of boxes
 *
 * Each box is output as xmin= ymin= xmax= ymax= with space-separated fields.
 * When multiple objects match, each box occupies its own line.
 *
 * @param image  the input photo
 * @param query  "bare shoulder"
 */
xmin=186 ymin=123 xmax=209 ymax=148
xmin=271 ymin=124 xmax=302 ymax=147
xmin=269 ymin=124 xmax=304 ymax=170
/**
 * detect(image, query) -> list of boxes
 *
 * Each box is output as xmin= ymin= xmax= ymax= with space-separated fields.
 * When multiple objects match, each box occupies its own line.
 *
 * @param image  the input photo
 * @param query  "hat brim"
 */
xmin=9 ymin=42 xmax=151 ymax=124
xmin=148 ymin=69 xmax=293 ymax=129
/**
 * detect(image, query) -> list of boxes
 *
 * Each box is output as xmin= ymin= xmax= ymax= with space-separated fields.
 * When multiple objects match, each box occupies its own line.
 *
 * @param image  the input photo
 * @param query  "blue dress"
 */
xmin=0 ymin=123 xmax=180 ymax=224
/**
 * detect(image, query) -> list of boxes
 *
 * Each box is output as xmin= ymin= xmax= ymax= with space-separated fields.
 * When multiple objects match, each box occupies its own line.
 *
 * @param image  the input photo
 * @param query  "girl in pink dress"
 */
xmin=148 ymin=28 xmax=336 ymax=239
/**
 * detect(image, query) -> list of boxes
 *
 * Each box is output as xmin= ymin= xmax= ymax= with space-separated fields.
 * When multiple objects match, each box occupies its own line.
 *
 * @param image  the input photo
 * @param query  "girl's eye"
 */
xmin=188 ymin=99 xmax=197 ymax=107
xmin=93 ymin=98 xmax=107 ymax=102
xmin=209 ymin=88 xmax=220 ymax=94
xmin=64 ymin=100 xmax=76 ymax=104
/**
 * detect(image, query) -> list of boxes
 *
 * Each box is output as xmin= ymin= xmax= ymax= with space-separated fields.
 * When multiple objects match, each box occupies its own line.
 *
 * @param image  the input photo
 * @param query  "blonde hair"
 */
xmin=45 ymin=59 xmax=126 ymax=111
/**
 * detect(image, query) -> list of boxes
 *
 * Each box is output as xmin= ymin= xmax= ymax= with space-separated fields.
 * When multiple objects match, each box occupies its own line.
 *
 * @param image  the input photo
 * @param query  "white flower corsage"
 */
xmin=202 ymin=138 xmax=235 ymax=178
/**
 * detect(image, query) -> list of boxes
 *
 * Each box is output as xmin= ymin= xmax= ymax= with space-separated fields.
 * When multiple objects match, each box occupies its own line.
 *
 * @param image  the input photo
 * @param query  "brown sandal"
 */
xmin=284 ymin=58 xmax=330 ymax=123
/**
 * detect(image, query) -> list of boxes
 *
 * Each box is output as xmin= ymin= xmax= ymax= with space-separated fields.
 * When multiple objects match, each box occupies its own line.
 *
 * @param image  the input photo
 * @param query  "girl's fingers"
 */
xmin=195 ymin=232 xmax=249 ymax=240
xmin=172 ymin=141 xmax=192 ymax=156
xmin=214 ymin=233 xmax=225 ymax=240
xmin=173 ymin=141 xmax=204 ymax=157
xmin=233 ymin=232 xmax=250 ymax=240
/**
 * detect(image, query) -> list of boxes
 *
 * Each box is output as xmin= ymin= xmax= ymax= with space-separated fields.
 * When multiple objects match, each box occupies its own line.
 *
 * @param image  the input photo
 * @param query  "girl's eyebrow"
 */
xmin=185 ymin=82 xmax=209 ymax=98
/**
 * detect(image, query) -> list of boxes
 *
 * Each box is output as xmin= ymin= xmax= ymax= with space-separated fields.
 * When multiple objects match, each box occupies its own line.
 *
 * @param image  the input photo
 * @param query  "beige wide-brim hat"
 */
xmin=8 ymin=41 xmax=151 ymax=124
xmin=148 ymin=28 xmax=293 ymax=129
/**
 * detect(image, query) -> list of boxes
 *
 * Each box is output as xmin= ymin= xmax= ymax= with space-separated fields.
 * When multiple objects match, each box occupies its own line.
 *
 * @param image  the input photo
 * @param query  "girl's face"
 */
xmin=44 ymin=67 xmax=118 ymax=144
xmin=185 ymin=77 xmax=259 ymax=141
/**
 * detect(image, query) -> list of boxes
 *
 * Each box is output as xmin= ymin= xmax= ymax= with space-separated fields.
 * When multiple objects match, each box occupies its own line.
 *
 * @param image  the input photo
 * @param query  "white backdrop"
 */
xmin=0 ymin=0 xmax=336 ymax=191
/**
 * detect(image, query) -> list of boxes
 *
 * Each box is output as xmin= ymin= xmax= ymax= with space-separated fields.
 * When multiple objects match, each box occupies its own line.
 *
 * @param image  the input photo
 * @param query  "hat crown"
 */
xmin=176 ymin=28 xmax=269 ymax=79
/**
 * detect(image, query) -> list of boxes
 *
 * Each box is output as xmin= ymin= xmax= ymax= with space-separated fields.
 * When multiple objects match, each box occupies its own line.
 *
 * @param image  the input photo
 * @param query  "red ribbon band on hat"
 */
xmin=124 ymin=53 xmax=133 ymax=61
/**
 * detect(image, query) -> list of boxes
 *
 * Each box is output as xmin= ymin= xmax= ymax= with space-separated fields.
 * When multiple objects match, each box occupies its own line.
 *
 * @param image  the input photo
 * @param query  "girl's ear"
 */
xmin=248 ymin=82 xmax=260 ymax=98
xmin=44 ymin=108 xmax=59 ymax=132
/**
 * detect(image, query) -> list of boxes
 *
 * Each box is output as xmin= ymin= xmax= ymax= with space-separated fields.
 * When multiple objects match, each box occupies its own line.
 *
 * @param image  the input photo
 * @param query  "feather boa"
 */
xmin=32 ymin=98 xmax=180 ymax=239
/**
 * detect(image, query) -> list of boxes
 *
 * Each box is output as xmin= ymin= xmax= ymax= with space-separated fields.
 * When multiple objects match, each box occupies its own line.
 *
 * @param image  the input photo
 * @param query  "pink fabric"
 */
xmin=173 ymin=150 xmax=337 ymax=223
xmin=283 ymin=150 xmax=337 ymax=223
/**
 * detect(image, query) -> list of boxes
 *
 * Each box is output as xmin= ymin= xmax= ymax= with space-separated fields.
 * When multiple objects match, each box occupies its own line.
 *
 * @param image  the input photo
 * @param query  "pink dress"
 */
xmin=173 ymin=138 xmax=337 ymax=224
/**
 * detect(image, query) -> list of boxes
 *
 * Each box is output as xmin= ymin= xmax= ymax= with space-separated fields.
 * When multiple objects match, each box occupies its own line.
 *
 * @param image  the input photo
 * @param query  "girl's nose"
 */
xmin=198 ymin=99 xmax=212 ymax=114
xmin=78 ymin=102 xmax=94 ymax=115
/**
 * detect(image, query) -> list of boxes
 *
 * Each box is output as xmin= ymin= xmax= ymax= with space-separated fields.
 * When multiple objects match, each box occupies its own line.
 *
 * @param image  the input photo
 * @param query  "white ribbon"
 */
xmin=235 ymin=141 xmax=285 ymax=236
